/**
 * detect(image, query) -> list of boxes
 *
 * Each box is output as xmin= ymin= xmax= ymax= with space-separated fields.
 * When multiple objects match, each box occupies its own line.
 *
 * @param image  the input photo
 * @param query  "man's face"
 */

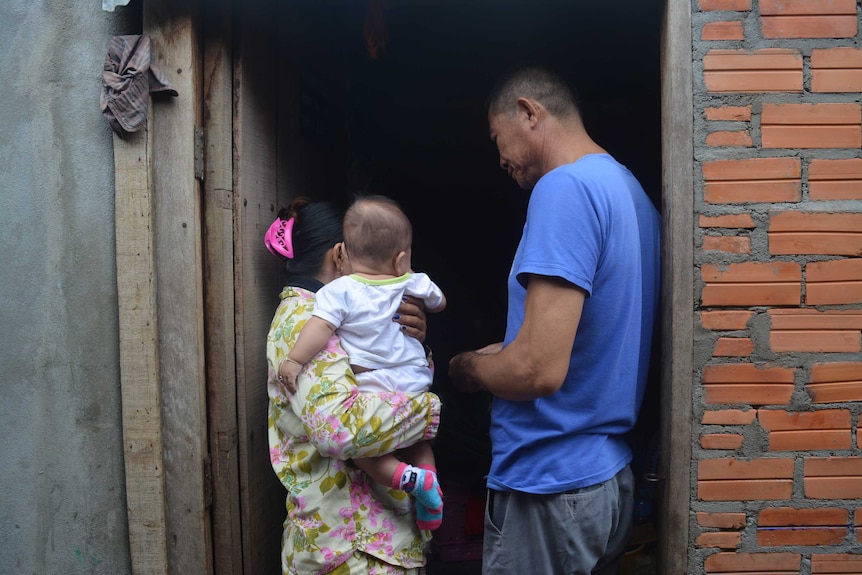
xmin=488 ymin=109 xmax=539 ymax=190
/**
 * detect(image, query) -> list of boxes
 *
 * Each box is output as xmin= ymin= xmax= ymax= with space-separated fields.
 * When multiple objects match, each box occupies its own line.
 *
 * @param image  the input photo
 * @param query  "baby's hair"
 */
xmin=343 ymin=194 xmax=412 ymax=264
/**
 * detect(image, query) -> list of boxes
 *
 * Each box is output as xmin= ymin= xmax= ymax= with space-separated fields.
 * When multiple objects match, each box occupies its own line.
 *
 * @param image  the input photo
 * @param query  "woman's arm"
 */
xmin=267 ymin=290 xmax=440 ymax=460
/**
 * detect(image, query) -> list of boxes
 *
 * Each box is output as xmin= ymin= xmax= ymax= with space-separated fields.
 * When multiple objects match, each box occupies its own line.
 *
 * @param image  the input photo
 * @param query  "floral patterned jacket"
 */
xmin=267 ymin=284 xmax=442 ymax=575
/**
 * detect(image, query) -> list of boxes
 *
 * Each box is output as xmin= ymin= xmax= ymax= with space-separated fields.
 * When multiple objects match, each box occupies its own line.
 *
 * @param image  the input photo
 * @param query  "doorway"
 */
xmin=220 ymin=1 xmax=671 ymax=573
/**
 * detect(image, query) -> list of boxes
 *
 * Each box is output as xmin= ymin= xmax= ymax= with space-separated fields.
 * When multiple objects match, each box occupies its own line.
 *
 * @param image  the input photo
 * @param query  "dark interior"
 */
xmin=275 ymin=0 xmax=663 ymax=497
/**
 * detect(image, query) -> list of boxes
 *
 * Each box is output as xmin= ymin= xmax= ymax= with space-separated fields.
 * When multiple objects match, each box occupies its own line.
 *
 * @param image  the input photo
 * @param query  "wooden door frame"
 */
xmin=659 ymin=0 xmax=693 ymax=573
xmin=115 ymin=1 xmax=212 ymax=574
xmin=120 ymin=1 xmax=694 ymax=573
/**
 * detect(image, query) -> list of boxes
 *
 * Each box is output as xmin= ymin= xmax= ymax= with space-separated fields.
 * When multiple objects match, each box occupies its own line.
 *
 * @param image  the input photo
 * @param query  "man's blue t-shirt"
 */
xmin=487 ymin=154 xmax=661 ymax=494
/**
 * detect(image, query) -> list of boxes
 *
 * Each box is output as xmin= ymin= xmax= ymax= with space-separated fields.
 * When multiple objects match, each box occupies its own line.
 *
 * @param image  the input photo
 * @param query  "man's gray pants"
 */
xmin=481 ymin=464 xmax=635 ymax=575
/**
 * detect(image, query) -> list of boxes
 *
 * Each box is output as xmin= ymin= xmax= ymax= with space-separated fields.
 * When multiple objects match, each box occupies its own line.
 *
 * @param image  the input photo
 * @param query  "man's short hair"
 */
xmin=487 ymin=67 xmax=581 ymax=119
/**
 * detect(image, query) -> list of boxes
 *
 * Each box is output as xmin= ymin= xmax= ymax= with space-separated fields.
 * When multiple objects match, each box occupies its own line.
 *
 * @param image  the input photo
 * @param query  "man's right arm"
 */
xmin=449 ymin=275 xmax=585 ymax=401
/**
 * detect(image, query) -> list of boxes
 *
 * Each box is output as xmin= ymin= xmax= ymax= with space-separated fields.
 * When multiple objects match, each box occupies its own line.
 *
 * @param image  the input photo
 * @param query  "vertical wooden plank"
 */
xmin=659 ymin=0 xmax=693 ymax=573
xmin=203 ymin=0 xmax=243 ymax=573
xmin=143 ymin=1 xmax=212 ymax=573
xmin=114 ymin=113 xmax=170 ymax=575
xmin=233 ymin=2 xmax=285 ymax=573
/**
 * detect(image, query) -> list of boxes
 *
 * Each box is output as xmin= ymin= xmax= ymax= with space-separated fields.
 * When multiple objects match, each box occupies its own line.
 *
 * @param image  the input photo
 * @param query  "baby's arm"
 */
xmin=423 ymin=276 xmax=447 ymax=313
xmin=426 ymin=293 xmax=446 ymax=314
xmin=278 ymin=315 xmax=336 ymax=387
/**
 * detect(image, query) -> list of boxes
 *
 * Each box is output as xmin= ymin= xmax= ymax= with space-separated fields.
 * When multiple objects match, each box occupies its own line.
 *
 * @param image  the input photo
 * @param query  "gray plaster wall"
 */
xmin=0 ymin=1 xmax=138 ymax=573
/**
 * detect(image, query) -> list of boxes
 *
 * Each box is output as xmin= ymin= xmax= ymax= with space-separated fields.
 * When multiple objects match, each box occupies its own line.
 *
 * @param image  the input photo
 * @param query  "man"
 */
xmin=448 ymin=67 xmax=661 ymax=574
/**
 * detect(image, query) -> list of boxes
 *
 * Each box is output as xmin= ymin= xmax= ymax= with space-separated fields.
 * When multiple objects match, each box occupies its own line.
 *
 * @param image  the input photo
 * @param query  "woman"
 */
xmin=265 ymin=197 xmax=442 ymax=575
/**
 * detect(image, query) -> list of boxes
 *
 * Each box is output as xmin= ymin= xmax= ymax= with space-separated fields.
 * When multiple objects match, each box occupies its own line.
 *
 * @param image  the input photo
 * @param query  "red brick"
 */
xmin=758 ymin=526 xmax=846 ymax=546
xmin=701 ymin=262 xmax=802 ymax=307
xmin=701 ymin=310 xmax=754 ymax=330
xmin=700 ymin=0 xmax=751 ymax=10
xmin=771 ymin=311 xmax=862 ymax=356
xmin=702 ymin=364 xmax=796 ymax=383
xmin=701 ymin=433 xmax=745 ymax=449
xmin=761 ymin=0 xmax=858 ymax=39
xmin=705 ymin=383 xmax=794 ymax=405
xmin=713 ymin=337 xmax=754 ymax=357
xmin=703 ymin=235 xmax=751 ymax=254
xmin=758 ymin=409 xmax=851 ymax=431
xmin=699 ymin=457 xmax=794 ymax=480
xmin=807 ymin=380 xmax=862 ymax=403
xmin=702 ymin=21 xmax=745 ymax=41
xmin=769 ymin=212 xmax=862 ymax=256
xmin=759 ymin=506 xmax=849 ymax=526
xmin=805 ymin=457 xmax=862 ymax=499
xmin=770 ymin=330 xmax=860 ymax=353
xmin=704 ymin=551 xmax=800 ymax=572
xmin=702 ymin=284 xmax=801 ymax=307
xmin=768 ymin=430 xmax=851 ymax=450
xmin=811 ymin=361 xmax=862 ymax=383
xmin=702 ymin=262 xmax=801 ymax=283
xmin=703 ymin=157 xmax=801 ymax=203
xmin=807 ymin=258 xmax=862 ymax=283
xmin=697 ymin=511 xmax=747 ymax=529
xmin=705 ymin=105 xmax=752 ymax=121
xmin=696 ymin=531 xmax=741 ymax=548
xmin=699 ymin=478 xmax=793 ymax=500
xmin=706 ymin=130 xmax=753 ymax=147
xmin=704 ymin=49 xmax=803 ymax=93
xmin=770 ymin=309 xmax=862 ymax=330
xmin=807 ymin=259 xmax=862 ymax=306
xmin=812 ymin=553 xmax=862 ymax=574
xmin=760 ymin=0 xmax=857 ymax=15
xmin=811 ymin=48 xmax=862 ymax=92
xmin=761 ymin=103 xmax=862 ymax=149
xmin=703 ymin=364 xmax=795 ymax=405
xmin=809 ymin=158 xmax=862 ymax=200
xmin=805 ymin=456 xmax=862 ymax=477
xmin=763 ymin=15 xmax=858 ymax=39
xmin=699 ymin=214 xmax=756 ymax=229
xmin=770 ymin=210 xmax=862 ymax=233
xmin=702 ymin=408 xmax=757 ymax=425
xmin=758 ymin=509 xmax=849 ymax=547
xmin=806 ymin=477 xmax=862 ymax=499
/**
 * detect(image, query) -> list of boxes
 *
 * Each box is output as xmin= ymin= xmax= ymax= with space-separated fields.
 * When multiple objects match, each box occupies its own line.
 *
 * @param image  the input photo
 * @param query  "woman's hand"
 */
xmin=393 ymin=295 xmax=428 ymax=343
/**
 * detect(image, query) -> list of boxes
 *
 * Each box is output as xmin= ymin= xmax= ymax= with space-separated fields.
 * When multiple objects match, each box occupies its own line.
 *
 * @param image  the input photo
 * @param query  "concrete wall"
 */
xmin=0 ymin=1 xmax=138 ymax=573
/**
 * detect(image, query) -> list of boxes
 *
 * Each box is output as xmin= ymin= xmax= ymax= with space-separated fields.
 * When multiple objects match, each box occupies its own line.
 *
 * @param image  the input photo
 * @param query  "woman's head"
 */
xmin=267 ymin=197 xmax=344 ymax=278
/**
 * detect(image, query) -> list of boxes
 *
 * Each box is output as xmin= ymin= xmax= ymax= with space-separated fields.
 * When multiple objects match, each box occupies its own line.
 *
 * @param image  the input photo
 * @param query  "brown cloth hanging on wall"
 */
xmin=101 ymin=35 xmax=178 ymax=135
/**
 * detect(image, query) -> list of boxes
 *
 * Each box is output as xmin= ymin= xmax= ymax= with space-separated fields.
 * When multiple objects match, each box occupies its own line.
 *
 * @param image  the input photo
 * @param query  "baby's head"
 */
xmin=343 ymin=195 xmax=412 ymax=273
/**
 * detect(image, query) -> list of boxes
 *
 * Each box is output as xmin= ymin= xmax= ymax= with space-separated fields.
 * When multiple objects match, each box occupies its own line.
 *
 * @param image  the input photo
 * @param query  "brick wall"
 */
xmin=692 ymin=1 xmax=862 ymax=573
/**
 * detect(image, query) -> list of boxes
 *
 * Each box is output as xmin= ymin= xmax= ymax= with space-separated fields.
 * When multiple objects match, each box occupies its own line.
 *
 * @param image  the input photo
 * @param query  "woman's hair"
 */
xmin=277 ymin=197 xmax=344 ymax=277
xmin=342 ymin=194 xmax=412 ymax=264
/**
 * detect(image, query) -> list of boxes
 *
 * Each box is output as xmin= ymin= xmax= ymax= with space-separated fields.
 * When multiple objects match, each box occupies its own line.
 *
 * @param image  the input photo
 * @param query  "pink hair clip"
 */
xmin=265 ymin=216 xmax=295 ymax=259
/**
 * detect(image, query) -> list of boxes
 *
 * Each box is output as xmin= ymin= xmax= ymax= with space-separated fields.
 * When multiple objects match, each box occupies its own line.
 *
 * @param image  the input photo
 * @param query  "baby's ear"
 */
xmin=393 ymin=250 xmax=410 ymax=275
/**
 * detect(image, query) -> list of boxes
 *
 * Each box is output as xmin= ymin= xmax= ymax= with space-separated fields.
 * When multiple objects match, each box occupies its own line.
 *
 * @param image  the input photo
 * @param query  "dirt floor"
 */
xmin=426 ymin=554 xmax=481 ymax=575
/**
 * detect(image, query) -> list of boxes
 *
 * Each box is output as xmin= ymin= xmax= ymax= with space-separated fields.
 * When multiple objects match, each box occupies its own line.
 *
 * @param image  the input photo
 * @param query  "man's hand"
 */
xmin=448 ymin=342 xmax=502 ymax=394
xmin=393 ymin=295 xmax=427 ymax=342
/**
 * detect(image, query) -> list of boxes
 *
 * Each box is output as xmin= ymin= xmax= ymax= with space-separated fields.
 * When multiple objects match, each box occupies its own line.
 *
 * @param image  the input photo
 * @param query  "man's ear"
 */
xmin=516 ymin=97 xmax=542 ymax=128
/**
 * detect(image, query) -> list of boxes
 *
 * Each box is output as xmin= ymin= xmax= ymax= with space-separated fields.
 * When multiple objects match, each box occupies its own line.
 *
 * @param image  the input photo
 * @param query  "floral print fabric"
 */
xmin=267 ymin=285 xmax=442 ymax=574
